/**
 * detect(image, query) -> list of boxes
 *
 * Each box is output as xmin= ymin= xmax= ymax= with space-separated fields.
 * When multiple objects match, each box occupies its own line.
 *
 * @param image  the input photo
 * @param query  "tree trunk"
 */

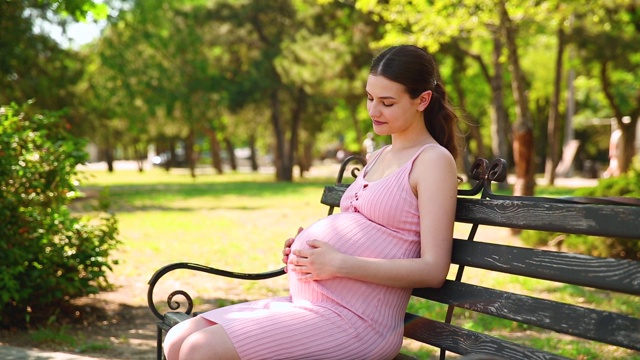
xmin=104 ymin=145 xmax=115 ymax=173
xmin=461 ymin=33 xmax=510 ymax=167
xmin=135 ymin=142 xmax=146 ymax=173
xmin=185 ymin=127 xmax=196 ymax=179
xmin=283 ymin=89 xmax=306 ymax=182
xmin=204 ymin=128 xmax=223 ymax=175
xmin=165 ymin=140 xmax=176 ymax=172
xmin=450 ymin=44 xmax=485 ymax=163
xmin=248 ymin=134 xmax=259 ymax=172
xmin=224 ymin=137 xmax=237 ymax=171
xmin=544 ymin=27 xmax=566 ymax=185
xmin=500 ymin=0 xmax=535 ymax=196
xmin=600 ymin=60 xmax=640 ymax=174
xmin=298 ymin=140 xmax=313 ymax=178
xmin=489 ymin=33 xmax=511 ymax=165
xmin=270 ymin=90 xmax=288 ymax=181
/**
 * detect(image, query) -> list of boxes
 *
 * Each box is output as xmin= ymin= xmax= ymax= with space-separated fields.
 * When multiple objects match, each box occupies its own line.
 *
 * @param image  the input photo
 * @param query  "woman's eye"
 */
xmin=383 ymin=103 xmax=393 ymax=107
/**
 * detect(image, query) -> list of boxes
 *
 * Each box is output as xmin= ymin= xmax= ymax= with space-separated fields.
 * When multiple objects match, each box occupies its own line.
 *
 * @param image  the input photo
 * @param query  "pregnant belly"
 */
xmin=287 ymin=212 xmax=416 ymax=320
xmin=289 ymin=212 xmax=391 ymax=258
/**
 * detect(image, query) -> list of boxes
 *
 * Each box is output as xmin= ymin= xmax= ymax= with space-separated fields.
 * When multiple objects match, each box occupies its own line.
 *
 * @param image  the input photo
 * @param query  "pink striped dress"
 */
xmin=199 ymin=144 xmax=435 ymax=359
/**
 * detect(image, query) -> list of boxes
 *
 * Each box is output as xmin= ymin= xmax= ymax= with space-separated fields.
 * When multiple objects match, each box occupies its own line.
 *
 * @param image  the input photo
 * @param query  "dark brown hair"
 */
xmin=370 ymin=45 xmax=460 ymax=160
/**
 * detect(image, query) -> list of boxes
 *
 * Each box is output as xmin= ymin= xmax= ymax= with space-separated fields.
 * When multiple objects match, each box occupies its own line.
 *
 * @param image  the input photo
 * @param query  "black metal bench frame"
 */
xmin=147 ymin=156 xmax=640 ymax=360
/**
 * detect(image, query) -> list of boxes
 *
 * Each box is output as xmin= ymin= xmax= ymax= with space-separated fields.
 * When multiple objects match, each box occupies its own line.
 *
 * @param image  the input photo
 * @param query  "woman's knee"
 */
xmin=164 ymin=317 xmax=214 ymax=360
xmin=164 ymin=323 xmax=188 ymax=360
xmin=180 ymin=325 xmax=240 ymax=360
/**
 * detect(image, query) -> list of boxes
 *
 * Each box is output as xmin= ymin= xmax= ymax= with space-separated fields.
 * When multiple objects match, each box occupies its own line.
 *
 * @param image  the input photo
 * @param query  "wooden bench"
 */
xmin=147 ymin=156 xmax=640 ymax=360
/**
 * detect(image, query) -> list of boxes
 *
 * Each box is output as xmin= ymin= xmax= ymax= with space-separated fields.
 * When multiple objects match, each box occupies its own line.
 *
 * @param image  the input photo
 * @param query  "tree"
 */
xmin=571 ymin=2 xmax=640 ymax=174
xmin=353 ymin=0 xmax=520 ymax=181
xmin=497 ymin=0 xmax=535 ymax=196
xmin=205 ymin=0 xmax=377 ymax=181
xmin=0 ymin=0 xmax=108 ymax=107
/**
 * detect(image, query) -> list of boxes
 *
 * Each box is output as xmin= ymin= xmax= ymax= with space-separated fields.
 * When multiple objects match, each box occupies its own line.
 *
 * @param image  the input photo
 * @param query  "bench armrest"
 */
xmin=147 ymin=262 xmax=285 ymax=320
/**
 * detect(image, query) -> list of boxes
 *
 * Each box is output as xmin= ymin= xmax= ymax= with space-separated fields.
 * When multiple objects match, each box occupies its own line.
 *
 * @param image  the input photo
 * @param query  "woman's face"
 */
xmin=365 ymin=75 xmax=430 ymax=136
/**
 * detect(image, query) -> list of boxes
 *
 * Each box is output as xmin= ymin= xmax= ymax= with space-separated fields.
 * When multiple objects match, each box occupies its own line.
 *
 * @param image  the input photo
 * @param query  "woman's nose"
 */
xmin=368 ymin=103 xmax=380 ymax=118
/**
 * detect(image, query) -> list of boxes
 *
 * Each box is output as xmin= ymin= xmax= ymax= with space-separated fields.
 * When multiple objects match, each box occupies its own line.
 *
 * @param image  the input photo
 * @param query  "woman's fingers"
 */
xmin=283 ymin=227 xmax=305 ymax=272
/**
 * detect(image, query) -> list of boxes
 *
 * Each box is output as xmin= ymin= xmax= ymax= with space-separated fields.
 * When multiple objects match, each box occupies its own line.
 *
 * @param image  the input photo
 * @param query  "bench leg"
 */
xmin=157 ymin=325 xmax=165 ymax=360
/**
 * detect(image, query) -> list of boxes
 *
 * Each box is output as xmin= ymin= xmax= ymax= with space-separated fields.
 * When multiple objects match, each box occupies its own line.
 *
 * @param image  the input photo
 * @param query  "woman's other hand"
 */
xmin=282 ymin=227 xmax=303 ymax=272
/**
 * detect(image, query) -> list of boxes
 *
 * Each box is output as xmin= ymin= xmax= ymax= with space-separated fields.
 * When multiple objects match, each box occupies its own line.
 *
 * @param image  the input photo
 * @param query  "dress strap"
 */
xmin=362 ymin=145 xmax=390 ymax=177
xmin=406 ymin=143 xmax=440 ymax=171
xmin=410 ymin=143 xmax=438 ymax=161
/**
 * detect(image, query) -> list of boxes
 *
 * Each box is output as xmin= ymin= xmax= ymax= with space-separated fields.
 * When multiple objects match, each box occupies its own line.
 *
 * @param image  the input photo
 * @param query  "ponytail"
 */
xmin=423 ymin=82 xmax=460 ymax=160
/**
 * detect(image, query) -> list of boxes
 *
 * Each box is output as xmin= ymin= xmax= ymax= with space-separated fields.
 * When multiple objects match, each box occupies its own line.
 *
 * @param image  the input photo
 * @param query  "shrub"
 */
xmin=521 ymin=157 xmax=640 ymax=259
xmin=574 ymin=156 xmax=640 ymax=198
xmin=0 ymin=103 xmax=120 ymax=328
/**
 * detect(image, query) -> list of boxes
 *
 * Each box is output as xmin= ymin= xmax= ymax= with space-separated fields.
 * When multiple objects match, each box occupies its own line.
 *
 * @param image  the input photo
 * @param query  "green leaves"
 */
xmin=0 ymin=103 xmax=120 ymax=328
xmin=38 ymin=0 xmax=109 ymax=21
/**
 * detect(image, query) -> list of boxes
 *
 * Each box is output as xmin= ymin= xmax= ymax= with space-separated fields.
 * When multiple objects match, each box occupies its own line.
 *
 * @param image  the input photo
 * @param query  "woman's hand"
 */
xmin=290 ymin=240 xmax=343 ymax=280
xmin=282 ymin=227 xmax=303 ymax=272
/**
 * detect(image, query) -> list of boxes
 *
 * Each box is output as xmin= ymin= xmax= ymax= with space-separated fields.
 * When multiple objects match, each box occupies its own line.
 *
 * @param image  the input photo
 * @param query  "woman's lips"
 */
xmin=372 ymin=120 xmax=385 ymax=126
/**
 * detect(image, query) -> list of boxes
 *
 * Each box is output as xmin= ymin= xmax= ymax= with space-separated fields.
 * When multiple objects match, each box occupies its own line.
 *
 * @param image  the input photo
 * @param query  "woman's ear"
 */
xmin=417 ymin=90 xmax=432 ymax=111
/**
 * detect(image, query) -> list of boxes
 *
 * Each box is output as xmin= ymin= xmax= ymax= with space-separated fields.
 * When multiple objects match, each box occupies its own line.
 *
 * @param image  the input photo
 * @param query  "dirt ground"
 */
xmin=0 ymin=277 xmax=159 ymax=359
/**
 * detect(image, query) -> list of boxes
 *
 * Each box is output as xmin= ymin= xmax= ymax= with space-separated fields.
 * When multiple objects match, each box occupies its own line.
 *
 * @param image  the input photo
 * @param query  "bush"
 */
xmin=574 ymin=156 xmax=640 ymax=198
xmin=0 ymin=103 xmax=120 ymax=328
xmin=521 ymin=157 xmax=640 ymax=259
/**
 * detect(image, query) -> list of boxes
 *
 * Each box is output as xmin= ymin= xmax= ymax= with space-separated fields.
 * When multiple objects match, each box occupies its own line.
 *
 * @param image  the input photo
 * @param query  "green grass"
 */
xmin=29 ymin=325 xmax=113 ymax=354
xmin=74 ymin=167 xmax=638 ymax=360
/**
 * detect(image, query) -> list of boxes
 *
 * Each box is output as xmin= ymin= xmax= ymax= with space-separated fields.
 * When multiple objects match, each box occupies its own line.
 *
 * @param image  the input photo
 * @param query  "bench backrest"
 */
xmin=321 ymin=156 xmax=640 ymax=359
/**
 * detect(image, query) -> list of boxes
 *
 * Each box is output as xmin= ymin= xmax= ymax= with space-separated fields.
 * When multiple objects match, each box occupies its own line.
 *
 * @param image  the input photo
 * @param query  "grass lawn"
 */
xmin=74 ymin=166 xmax=638 ymax=360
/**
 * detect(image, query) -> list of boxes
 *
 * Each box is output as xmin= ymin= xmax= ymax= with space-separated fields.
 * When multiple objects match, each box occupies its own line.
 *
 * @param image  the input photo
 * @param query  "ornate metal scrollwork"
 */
xmin=336 ymin=155 xmax=367 ymax=185
xmin=458 ymin=158 xmax=508 ymax=197
xmin=487 ymin=158 xmax=508 ymax=183
xmin=468 ymin=158 xmax=490 ymax=182
xmin=148 ymin=262 xmax=285 ymax=321
xmin=167 ymin=290 xmax=193 ymax=315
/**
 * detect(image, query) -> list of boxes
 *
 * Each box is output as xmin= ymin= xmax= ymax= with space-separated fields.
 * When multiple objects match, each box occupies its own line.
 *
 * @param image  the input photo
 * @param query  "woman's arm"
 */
xmin=291 ymin=147 xmax=458 ymax=289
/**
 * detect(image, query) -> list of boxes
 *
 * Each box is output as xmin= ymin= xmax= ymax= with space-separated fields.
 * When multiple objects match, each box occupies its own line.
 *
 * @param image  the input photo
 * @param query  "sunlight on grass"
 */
xmin=75 ymin=167 xmax=333 ymax=309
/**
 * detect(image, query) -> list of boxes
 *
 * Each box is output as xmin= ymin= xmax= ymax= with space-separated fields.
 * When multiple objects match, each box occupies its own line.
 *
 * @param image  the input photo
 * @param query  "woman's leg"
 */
xmin=163 ymin=316 xmax=221 ymax=359
xmin=179 ymin=324 xmax=240 ymax=360
xmin=164 ymin=316 xmax=240 ymax=360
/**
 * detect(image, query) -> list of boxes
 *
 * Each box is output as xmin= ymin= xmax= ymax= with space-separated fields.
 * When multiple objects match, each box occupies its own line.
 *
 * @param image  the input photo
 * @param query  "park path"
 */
xmin=0 ymin=346 xmax=110 ymax=360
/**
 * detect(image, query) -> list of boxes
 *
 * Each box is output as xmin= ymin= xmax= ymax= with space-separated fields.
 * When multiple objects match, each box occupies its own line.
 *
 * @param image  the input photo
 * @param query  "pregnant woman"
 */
xmin=163 ymin=44 xmax=461 ymax=360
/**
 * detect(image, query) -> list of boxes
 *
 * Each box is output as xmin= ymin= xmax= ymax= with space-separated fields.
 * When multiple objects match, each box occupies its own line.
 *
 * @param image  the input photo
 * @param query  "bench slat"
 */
xmin=403 ymin=314 xmax=568 ymax=360
xmin=413 ymin=281 xmax=640 ymax=351
xmin=325 ymin=187 xmax=640 ymax=239
xmin=164 ymin=312 xmax=192 ymax=327
xmin=451 ymin=239 xmax=640 ymax=295
xmin=320 ymin=184 xmax=349 ymax=207
xmin=456 ymin=198 xmax=640 ymax=239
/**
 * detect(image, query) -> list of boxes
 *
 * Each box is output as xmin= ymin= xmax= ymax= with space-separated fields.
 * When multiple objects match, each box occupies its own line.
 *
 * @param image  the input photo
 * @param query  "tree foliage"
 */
xmin=353 ymin=0 xmax=638 ymax=183
xmin=1 ymin=0 xmax=638 ymax=183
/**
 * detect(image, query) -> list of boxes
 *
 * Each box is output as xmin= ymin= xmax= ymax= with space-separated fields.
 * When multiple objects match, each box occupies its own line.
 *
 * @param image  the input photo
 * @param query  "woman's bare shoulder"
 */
xmin=412 ymin=145 xmax=458 ymax=182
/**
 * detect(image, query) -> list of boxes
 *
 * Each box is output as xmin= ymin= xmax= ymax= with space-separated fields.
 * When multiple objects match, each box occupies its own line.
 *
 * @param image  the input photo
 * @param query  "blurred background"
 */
xmin=2 ymin=0 xmax=639 ymax=191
